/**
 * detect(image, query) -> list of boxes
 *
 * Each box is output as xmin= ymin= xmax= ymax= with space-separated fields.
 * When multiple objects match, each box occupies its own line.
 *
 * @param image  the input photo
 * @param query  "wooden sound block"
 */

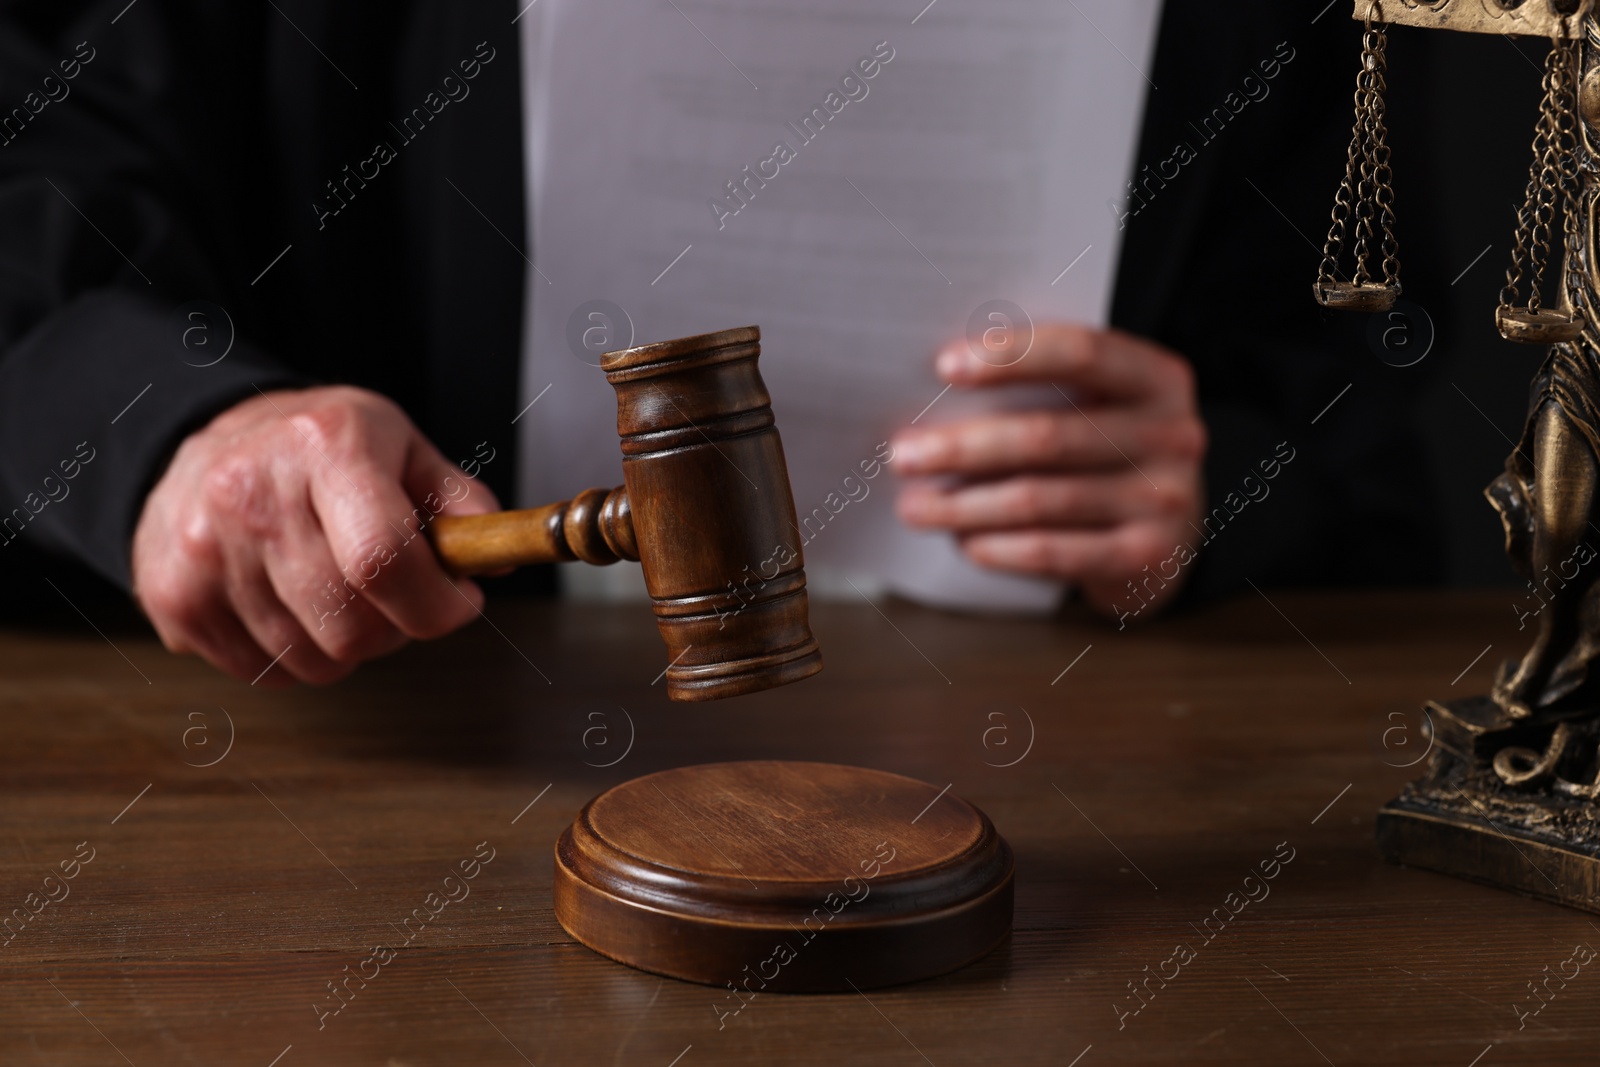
xmin=554 ymin=761 xmax=1014 ymax=992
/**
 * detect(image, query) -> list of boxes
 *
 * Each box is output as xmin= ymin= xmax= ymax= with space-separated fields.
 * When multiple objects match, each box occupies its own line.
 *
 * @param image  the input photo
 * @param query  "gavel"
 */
xmin=428 ymin=326 xmax=822 ymax=702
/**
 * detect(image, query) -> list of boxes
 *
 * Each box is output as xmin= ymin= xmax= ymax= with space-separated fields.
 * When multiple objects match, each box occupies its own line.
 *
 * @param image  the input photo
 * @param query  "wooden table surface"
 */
xmin=0 ymin=588 xmax=1591 ymax=1066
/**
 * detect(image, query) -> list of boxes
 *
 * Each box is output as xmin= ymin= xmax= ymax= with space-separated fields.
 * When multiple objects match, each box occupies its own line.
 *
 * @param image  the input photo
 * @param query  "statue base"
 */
xmin=1377 ymin=696 xmax=1600 ymax=912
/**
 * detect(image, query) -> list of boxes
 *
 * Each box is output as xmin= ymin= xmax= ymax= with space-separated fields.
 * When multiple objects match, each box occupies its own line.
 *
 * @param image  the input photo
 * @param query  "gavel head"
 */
xmin=601 ymin=326 xmax=823 ymax=702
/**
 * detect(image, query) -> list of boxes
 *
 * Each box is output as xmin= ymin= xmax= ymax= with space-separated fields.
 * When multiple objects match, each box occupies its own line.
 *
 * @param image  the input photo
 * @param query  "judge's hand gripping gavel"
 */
xmin=133 ymin=327 xmax=822 ymax=700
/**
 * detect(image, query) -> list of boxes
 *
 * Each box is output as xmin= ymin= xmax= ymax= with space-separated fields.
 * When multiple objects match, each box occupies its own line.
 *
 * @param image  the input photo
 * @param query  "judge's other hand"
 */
xmin=131 ymin=386 xmax=496 ymax=685
xmin=891 ymin=325 xmax=1206 ymax=621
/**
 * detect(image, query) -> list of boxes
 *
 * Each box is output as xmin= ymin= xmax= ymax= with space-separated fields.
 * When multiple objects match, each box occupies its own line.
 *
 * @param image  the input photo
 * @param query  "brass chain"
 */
xmin=1503 ymin=37 xmax=1583 ymax=320
xmin=1317 ymin=18 xmax=1399 ymax=296
xmin=1556 ymin=39 xmax=1586 ymax=322
xmin=1366 ymin=21 xmax=1400 ymax=288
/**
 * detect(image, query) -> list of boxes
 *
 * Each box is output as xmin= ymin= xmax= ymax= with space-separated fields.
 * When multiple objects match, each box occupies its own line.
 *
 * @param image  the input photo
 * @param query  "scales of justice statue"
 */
xmin=1319 ymin=0 xmax=1600 ymax=910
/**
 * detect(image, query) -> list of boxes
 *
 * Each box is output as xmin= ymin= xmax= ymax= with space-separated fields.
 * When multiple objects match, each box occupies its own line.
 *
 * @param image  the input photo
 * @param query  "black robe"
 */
xmin=0 ymin=0 xmax=1460 ymax=619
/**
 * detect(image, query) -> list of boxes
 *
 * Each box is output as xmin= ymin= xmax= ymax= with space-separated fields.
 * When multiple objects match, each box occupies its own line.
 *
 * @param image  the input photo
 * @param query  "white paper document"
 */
xmin=518 ymin=0 xmax=1161 ymax=611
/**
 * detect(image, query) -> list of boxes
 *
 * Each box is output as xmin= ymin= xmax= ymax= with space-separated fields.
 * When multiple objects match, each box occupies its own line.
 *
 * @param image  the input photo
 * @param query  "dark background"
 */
xmin=1355 ymin=26 xmax=1547 ymax=587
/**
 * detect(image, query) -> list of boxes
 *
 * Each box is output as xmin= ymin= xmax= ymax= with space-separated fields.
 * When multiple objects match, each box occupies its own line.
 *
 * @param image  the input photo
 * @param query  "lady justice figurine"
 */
xmin=1318 ymin=0 xmax=1600 ymax=911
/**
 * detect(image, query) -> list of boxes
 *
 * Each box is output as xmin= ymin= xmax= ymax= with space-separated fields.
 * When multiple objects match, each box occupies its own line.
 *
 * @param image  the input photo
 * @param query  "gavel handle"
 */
xmin=429 ymin=485 xmax=638 ymax=576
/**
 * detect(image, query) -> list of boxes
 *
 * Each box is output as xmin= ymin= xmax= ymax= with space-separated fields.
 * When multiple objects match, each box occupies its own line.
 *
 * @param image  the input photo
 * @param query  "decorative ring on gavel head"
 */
xmin=562 ymin=486 xmax=636 ymax=565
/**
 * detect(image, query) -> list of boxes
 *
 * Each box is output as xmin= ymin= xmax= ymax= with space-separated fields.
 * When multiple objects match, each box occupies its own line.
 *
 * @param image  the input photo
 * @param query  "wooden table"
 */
xmin=0 ymin=590 xmax=1589 ymax=1066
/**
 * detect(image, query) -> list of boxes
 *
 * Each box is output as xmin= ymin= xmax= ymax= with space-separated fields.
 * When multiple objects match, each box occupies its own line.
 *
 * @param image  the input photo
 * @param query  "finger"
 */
xmin=232 ymin=472 xmax=411 ymax=670
xmin=226 ymin=575 xmax=354 ymax=686
xmin=959 ymin=524 xmax=1177 ymax=583
xmin=211 ymin=502 xmax=360 ymax=685
xmin=898 ymin=472 xmax=1196 ymax=532
xmin=936 ymin=324 xmax=1193 ymax=404
xmin=892 ymin=408 xmax=1204 ymax=477
xmin=308 ymin=455 xmax=485 ymax=641
xmin=403 ymin=443 xmax=513 ymax=577
xmin=138 ymin=569 xmax=283 ymax=685
xmin=402 ymin=438 xmax=501 ymax=518
xmin=194 ymin=611 xmax=296 ymax=688
xmin=243 ymin=536 xmax=405 ymax=683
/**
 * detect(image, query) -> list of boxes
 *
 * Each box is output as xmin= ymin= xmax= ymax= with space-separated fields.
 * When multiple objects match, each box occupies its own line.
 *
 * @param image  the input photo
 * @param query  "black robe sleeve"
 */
xmin=0 ymin=6 xmax=307 ymax=591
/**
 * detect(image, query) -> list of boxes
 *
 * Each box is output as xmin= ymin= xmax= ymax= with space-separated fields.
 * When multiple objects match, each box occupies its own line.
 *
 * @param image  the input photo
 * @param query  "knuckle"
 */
xmin=173 ymin=509 xmax=223 ymax=565
xmin=299 ymin=604 xmax=382 ymax=671
xmin=305 ymin=584 xmax=373 ymax=658
xmin=248 ymin=611 xmax=303 ymax=659
xmin=141 ymin=580 xmax=208 ymax=637
xmin=314 ymin=625 xmax=369 ymax=666
xmin=1013 ymin=533 xmax=1055 ymax=572
xmin=910 ymin=490 xmax=949 ymax=526
xmin=336 ymin=538 xmax=395 ymax=585
xmin=334 ymin=386 xmax=406 ymax=434
xmin=343 ymin=384 xmax=401 ymax=417
xmin=305 ymin=599 xmax=361 ymax=659
xmin=308 ymin=595 xmax=409 ymax=663
xmin=1148 ymin=417 xmax=1206 ymax=463
xmin=933 ymin=430 xmax=967 ymax=470
xmin=1012 ymin=478 xmax=1052 ymax=523
xmin=287 ymin=401 xmax=360 ymax=456
xmin=1116 ymin=526 xmax=1169 ymax=574
xmin=1153 ymin=480 xmax=1196 ymax=518
xmin=202 ymin=455 xmax=274 ymax=530
xmin=1023 ymin=414 xmax=1064 ymax=459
